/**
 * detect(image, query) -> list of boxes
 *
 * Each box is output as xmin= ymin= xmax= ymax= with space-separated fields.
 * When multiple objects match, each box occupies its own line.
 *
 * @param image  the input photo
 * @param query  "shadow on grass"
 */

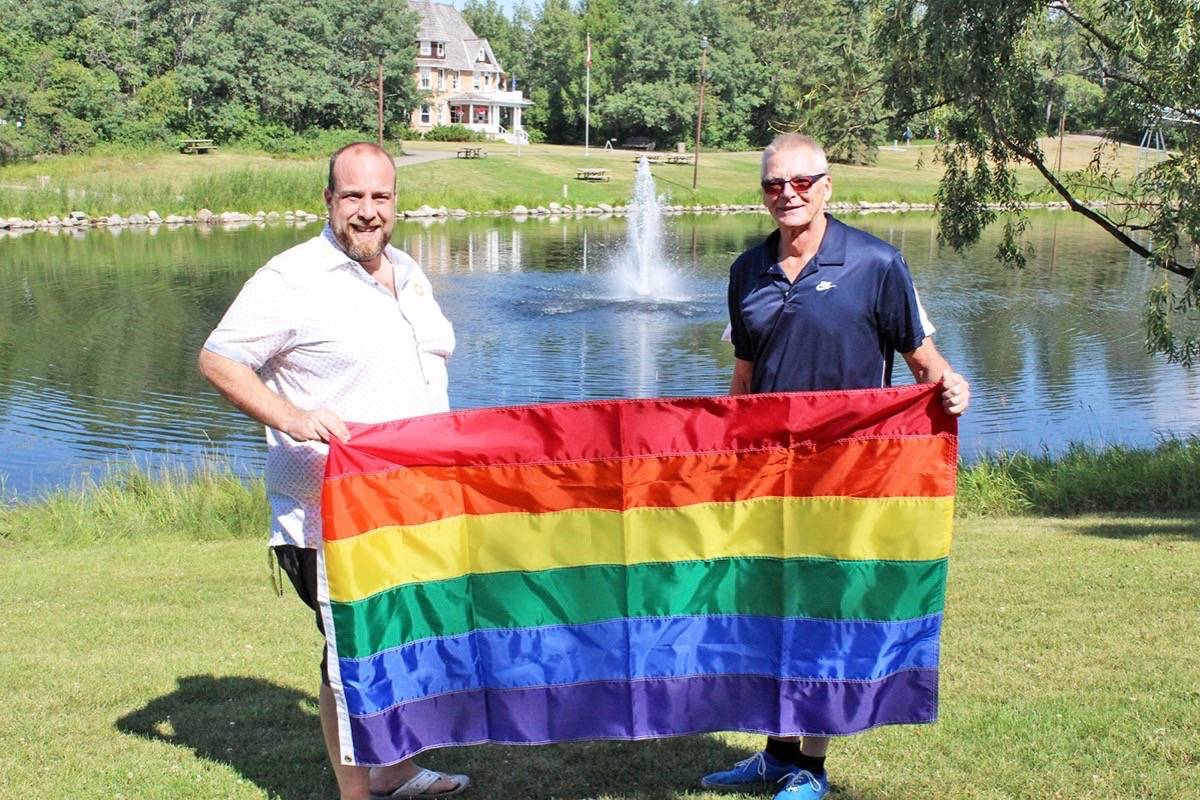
xmin=1062 ymin=515 xmax=1200 ymax=541
xmin=116 ymin=675 xmax=330 ymax=800
xmin=115 ymin=674 xmax=755 ymax=800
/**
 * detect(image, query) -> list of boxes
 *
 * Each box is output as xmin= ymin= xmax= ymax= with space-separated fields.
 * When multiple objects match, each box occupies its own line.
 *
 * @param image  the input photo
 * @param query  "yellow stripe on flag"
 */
xmin=324 ymin=496 xmax=953 ymax=603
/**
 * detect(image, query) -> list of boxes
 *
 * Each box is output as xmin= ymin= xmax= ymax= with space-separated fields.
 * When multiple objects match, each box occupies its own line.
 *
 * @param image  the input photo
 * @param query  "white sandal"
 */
xmin=371 ymin=767 xmax=470 ymax=798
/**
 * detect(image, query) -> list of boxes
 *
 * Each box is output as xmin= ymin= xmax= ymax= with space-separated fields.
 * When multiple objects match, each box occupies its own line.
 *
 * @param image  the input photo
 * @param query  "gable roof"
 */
xmin=410 ymin=1 xmax=502 ymax=73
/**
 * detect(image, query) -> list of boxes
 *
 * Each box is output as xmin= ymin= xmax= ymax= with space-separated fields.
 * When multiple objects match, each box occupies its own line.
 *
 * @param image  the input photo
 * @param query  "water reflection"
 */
xmin=1 ymin=211 xmax=1198 ymax=498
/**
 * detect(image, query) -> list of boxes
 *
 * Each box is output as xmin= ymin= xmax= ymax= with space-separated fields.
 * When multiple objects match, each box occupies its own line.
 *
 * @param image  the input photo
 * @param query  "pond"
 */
xmin=2 ymin=207 xmax=1198 ymax=498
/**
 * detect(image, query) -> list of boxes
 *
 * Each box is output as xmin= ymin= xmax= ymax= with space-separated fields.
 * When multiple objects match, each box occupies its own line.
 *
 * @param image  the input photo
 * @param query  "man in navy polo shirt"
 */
xmin=701 ymin=133 xmax=970 ymax=800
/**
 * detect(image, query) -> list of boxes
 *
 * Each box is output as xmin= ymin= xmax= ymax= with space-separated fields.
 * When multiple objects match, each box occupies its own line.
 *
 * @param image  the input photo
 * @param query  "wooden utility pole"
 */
xmin=377 ymin=57 xmax=385 ymax=147
xmin=692 ymin=36 xmax=708 ymax=190
xmin=1055 ymin=109 xmax=1066 ymax=172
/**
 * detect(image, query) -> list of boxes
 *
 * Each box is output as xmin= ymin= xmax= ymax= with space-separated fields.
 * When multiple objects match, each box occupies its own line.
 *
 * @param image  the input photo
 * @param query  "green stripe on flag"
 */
xmin=330 ymin=556 xmax=948 ymax=660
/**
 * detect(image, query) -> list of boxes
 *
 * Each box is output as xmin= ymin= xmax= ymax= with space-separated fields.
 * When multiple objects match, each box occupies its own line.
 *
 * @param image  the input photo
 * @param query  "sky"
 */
xmin=448 ymin=0 xmax=525 ymax=18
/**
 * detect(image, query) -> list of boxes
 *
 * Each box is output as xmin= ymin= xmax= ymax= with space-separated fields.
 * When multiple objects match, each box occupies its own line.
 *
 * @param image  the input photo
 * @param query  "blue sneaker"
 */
xmin=700 ymin=751 xmax=795 ymax=790
xmin=773 ymin=769 xmax=829 ymax=800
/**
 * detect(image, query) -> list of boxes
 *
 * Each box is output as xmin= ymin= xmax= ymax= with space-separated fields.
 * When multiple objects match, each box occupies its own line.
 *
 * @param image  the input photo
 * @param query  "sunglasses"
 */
xmin=760 ymin=173 xmax=828 ymax=197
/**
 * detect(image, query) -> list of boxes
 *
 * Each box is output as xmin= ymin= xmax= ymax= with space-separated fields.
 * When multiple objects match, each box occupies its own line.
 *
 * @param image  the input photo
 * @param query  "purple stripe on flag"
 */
xmin=345 ymin=669 xmax=939 ymax=766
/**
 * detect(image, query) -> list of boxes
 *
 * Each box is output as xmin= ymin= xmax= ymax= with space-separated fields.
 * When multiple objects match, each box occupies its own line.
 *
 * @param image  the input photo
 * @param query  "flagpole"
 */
xmin=585 ymin=33 xmax=591 ymax=158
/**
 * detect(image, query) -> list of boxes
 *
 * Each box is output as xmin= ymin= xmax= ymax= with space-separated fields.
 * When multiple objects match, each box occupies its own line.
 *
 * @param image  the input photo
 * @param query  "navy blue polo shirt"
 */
xmin=727 ymin=215 xmax=927 ymax=392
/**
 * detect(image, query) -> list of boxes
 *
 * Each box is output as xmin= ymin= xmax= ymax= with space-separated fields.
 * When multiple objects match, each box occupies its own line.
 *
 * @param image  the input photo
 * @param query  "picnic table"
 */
xmin=456 ymin=147 xmax=488 ymax=158
xmin=630 ymin=154 xmax=694 ymax=165
xmin=623 ymin=137 xmax=656 ymax=151
xmin=575 ymin=168 xmax=611 ymax=182
xmin=179 ymin=138 xmax=217 ymax=154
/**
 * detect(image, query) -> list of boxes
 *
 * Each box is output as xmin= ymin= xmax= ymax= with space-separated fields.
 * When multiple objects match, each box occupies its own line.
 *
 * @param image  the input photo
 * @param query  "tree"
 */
xmin=732 ymin=0 xmax=882 ymax=160
xmin=594 ymin=0 xmax=698 ymax=145
xmin=693 ymin=0 xmax=771 ymax=151
xmin=525 ymin=0 xmax=584 ymax=142
xmin=875 ymin=0 xmax=1200 ymax=362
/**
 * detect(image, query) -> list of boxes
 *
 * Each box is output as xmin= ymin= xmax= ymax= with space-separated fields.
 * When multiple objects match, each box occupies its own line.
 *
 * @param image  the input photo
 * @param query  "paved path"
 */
xmin=394 ymin=149 xmax=459 ymax=169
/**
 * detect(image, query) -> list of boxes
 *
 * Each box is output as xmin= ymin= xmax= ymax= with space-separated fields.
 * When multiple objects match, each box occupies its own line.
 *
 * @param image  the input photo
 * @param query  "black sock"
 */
xmin=793 ymin=752 xmax=826 ymax=776
xmin=764 ymin=737 xmax=826 ymax=774
xmin=765 ymin=736 xmax=802 ymax=764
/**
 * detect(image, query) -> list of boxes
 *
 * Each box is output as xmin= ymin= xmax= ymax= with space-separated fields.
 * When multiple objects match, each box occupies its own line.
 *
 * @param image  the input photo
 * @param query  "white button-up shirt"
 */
xmin=204 ymin=227 xmax=455 ymax=547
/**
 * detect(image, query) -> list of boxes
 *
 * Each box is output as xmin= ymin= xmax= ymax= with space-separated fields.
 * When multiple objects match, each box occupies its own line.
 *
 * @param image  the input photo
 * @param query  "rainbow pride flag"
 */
xmin=319 ymin=384 xmax=957 ymax=766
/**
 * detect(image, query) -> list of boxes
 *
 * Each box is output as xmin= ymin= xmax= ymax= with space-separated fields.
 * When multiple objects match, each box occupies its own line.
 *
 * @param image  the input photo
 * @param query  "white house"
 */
xmin=409 ymin=0 xmax=532 ymax=142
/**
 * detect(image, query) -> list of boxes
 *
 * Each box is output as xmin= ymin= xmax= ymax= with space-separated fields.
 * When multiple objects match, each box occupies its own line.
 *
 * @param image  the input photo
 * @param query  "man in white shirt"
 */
xmin=199 ymin=142 xmax=468 ymax=800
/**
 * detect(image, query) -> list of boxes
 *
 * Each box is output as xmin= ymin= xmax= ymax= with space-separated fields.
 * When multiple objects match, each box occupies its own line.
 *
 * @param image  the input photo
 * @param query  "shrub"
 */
xmin=422 ymin=124 xmax=486 ymax=142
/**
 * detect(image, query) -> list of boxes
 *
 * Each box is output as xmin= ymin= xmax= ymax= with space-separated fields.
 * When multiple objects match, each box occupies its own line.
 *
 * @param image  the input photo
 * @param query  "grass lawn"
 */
xmin=2 ymin=514 xmax=1196 ymax=799
xmin=0 ymin=135 xmax=1143 ymax=220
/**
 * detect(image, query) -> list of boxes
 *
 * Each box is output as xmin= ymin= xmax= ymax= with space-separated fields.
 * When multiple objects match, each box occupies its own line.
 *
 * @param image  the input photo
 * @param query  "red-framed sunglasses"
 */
xmin=760 ymin=173 xmax=828 ymax=197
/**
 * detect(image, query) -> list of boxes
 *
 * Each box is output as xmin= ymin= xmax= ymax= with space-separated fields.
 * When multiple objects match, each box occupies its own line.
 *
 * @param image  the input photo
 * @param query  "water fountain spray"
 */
xmin=613 ymin=156 xmax=678 ymax=299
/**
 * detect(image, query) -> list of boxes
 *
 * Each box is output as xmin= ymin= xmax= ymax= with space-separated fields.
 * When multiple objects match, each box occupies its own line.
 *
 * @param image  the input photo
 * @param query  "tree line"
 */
xmin=2 ymin=0 xmax=1124 ymax=163
xmin=0 ymin=0 xmax=421 ymax=159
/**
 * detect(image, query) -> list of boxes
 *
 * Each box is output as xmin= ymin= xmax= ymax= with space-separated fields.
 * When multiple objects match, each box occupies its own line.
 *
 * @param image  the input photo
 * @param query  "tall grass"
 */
xmin=0 ymin=164 xmax=325 ymax=218
xmin=956 ymin=437 xmax=1200 ymax=517
xmin=0 ymin=463 xmax=267 ymax=544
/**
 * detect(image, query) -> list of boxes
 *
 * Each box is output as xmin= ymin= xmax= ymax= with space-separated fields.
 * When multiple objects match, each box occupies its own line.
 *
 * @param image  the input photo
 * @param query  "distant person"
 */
xmin=199 ymin=142 xmax=469 ymax=800
xmin=903 ymin=126 xmax=914 ymax=146
xmin=701 ymin=133 xmax=969 ymax=800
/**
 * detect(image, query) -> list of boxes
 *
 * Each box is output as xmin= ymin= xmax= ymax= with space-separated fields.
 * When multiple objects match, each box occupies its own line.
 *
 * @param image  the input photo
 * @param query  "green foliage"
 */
xmin=525 ymin=0 xmax=584 ymax=142
xmin=239 ymin=127 xmax=376 ymax=158
xmin=422 ymin=124 xmax=488 ymax=143
xmin=874 ymin=0 xmax=1200 ymax=364
xmin=0 ymin=463 xmax=267 ymax=544
xmin=957 ymin=438 xmax=1200 ymax=517
xmin=1 ymin=0 xmax=419 ymax=157
xmin=1055 ymin=74 xmax=1104 ymax=130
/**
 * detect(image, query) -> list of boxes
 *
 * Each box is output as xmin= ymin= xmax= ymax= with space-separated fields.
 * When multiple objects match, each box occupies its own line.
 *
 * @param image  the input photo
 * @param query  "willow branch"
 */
xmin=869 ymin=95 xmax=961 ymax=126
xmin=1046 ymin=0 xmax=1148 ymax=67
xmin=1098 ymin=68 xmax=1200 ymax=124
xmin=992 ymin=123 xmax=1195 ymax=280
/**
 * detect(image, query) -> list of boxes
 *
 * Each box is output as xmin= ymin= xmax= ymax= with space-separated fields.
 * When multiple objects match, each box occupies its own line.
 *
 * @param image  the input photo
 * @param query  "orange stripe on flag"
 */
xmin=323 ymin=435 xmax=954 ymax=540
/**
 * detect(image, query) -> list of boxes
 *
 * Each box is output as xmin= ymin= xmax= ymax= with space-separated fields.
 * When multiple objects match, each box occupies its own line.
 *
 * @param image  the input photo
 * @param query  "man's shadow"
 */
xmin=116 ymin=674 xmax=330 ymax=799
xmin=117 ymin=674 xmax=757 ymax=799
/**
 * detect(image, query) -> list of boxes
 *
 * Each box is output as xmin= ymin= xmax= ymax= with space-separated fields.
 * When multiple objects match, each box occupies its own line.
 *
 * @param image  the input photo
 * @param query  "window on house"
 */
xmin=472 ymin=72 xmax=480 ymax=90
xmin=420 ymin=40 xmax=430 ymax=56
xmin=420 ymin=105 xmax=431 ymax=124
xmin=450 ymin=105 xmax=464 ymax=124
xmin=437 ymin=69 xmax=444 ymax=90
xmin=420 ymin=67 xmax=430 ymax=89
xmin=436 ymin=41 xmax=445 ymax=57
xmin=452 ymin=71 xmax=459 ymax=89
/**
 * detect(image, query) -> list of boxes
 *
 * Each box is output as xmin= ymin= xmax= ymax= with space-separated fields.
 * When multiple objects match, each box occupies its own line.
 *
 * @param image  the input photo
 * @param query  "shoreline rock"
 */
xmin=0 ymin=200 xmax=1113 ymax=238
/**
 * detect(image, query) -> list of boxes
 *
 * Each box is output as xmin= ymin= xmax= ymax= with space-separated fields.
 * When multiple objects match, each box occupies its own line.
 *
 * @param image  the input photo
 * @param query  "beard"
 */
xmin=332 ymin=217 xmax=392 ymax=263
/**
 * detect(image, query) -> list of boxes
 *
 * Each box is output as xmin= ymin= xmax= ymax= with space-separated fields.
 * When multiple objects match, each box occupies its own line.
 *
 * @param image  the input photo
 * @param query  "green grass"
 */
xmin=957 ymin=437 xmax=1200 ymax=517
xmin=0 ymin=463 xmax=267 ymax=545
xmin=1 ymin=513 xmax=1196 ymax=799
xmin=0 ymin=135 xmax=1141 ymax=220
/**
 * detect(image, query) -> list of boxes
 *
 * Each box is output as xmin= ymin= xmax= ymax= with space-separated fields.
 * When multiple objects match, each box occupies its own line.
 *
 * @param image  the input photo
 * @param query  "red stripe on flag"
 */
xmin=325 ymin=385 xmax=952 ymax=480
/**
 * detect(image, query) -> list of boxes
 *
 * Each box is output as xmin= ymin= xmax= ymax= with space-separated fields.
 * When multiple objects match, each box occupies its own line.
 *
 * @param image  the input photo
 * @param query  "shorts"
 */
xmin=272 ymin=544 xmax=329 ymax=685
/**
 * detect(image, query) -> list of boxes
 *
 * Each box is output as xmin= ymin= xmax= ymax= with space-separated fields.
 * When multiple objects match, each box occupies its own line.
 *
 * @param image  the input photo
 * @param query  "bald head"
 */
xmin=761 ymin=134 xmax=829 ymax=180
xmin=327 ymin=142 xmax=396 ymax=194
